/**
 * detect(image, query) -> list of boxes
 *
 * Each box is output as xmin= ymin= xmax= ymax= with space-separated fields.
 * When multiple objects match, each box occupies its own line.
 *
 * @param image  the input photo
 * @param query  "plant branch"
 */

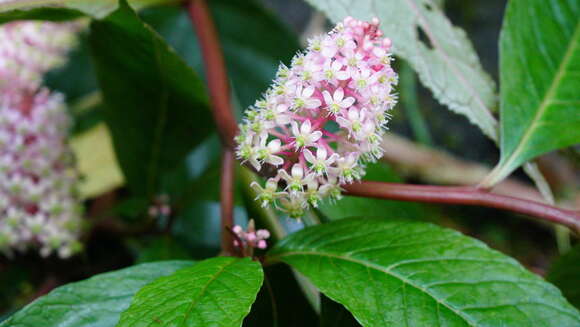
xmin=185 ymin=0 xmax=580 ymax=234
xmin=220 ymin=149 xmax=235 ymax=255
xmin=187 ymin=0 xmax=237 ymax=148
xmin=343 ymin=182 xmax=580 ymax=233
xmin=187 ymin=0 xmax=238 ymax=255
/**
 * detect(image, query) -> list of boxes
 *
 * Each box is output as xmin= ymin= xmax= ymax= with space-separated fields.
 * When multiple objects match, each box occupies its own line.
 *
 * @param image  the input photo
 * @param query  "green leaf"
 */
xmin=548 ymin=244 xmax=580 ymax=309
xmin=141 ymin=0 xmax=300 ymax=111
xmin=0 ymin=261 xmax=194 ymax=327
xmin=89 ymin=0 xmax=213 ymax=197
xmin=0 ymin=0 xmax=177 ymax=20
xmin=268 ymin=218 xmax=580 ymax=326
xmin=303 ymin=0 xmax=498 ymax=141
xmin=485 ymin=0 xmax=580 ymax=185
xmin=0 ymin=7 xmax=84 ymax=24
xmin=117 ymin=257 xmax=264 ymax=327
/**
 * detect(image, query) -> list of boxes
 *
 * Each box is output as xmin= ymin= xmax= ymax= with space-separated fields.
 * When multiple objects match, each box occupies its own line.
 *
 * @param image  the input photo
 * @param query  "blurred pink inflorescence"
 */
xmin=0 ymin=21 xmax=80 ymax=91
xmin=235 ymin=17 xmax=398 ymax=218
xmin=232 ymin=222 xmax=270 ymax=250
xmin=0 ymin=20 xmax=82 ymax=258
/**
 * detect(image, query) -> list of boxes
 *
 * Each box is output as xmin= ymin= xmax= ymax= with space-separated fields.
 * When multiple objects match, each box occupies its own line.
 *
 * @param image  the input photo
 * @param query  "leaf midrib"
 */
xmin=500 ymin=20 xmax=580 ymax=171
xmin=272 ymin=250 xmax=479 ymax=326
xmin=177 ymin=259 xmax=236 ymax=327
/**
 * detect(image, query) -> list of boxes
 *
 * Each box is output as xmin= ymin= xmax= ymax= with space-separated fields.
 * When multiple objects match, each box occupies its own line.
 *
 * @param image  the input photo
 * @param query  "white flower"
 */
xmin=322 ymin=88 xmax=356 ymax=115
xmin=292 ymin=85 xmax=321 ymax=110
xmin=257 ymin=137 xmax=284 ymax=167
xmin=336 ymin=108 xmax=367 ymax=136
xmin=250 ymin=178 xmax=287 ymax=207
xmin=332 ymin=153 xmax=360 ymax=184
xmin=320 ymin=60 xmax=350 ymax=83
xmin=349 ymin=68 xmax=376 ymax=91
xmin=304 ymin=180 xmax=323 ymax=207
xmin=304 ymin=147 xmax=338 ymax=176
xmin=278 ymin=164 xmax=315 ymax=193
xmin=319 ymin=176 xmax=343 ymax=201
xmin=263 ymin=104 xmax=291 ymax=125
xmin=291 ymin=120 xmax=322 ymax=149
xmin=279 ymin=195 xmax=307 ymax=218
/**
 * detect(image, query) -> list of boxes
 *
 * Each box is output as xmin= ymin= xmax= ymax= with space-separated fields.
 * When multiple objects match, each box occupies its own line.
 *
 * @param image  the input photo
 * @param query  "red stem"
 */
xmin=186 ymin=0 xmax=580 ymax=233
xmin=344 ymin=182 xmax=580 ymax=233
xmin=187 ymin=0 xmax=238 ymax=148
xmin=188 ymin=0 xmax=237 ymax=255
xmin=220 ymin=149 xmax=235 ymax=255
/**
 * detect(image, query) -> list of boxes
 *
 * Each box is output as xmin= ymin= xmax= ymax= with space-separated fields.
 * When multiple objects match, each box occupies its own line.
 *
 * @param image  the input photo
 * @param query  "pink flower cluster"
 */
xmin=236 ymin=17 xmax=397 ymax=218
xmin=0 ymin=21 xmax=82 ymax=258
xmin=232 ymin=222 xmax=270 ymax=250
xmin=0 ymin=21 xmax=80 ymax=91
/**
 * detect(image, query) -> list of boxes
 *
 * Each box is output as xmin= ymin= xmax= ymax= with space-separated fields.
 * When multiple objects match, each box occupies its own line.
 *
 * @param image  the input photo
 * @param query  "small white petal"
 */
xmin=341 ymin=96 xmax=356 ymax=108
xmin=316 ymin=147 xmax=328 ymax=160
xmin=249 ymin=158 xmax=262 ymax=171
xmin=250 ymin=181 xmax=263 ymax=192
xmin=336 ymin=116 xmax=350 ymax=128
xmin=267 ymin=155 xmax=284 ymax=166
xmin=336 ymin=71 xmax=350 ymax=80
xmin=310 ymin=131 xmax=323 ymax=142
xmin=322 ymin=90 xmax=333 ymax=105
xmin=334 ymin=88 xmax=344 ymax=102
xmin=277 ymin=169 xmax=292 ymax=181
xmin=301 ymin=120 xmax=312 ymax=134
xmin=291 ymin=121 xmax=300 ymax=136
xmin=305 ymin=99 xmax=322 ymax=109
xmin=291 ymin=164 xmax=304 ymax=178
xmin=267 ymin=139 xmax=281 ymax=152
xmin=303 ymin=149 xmax=316 ymax=164
xmin=347 ymin=109 xmax=359 ymax=121
xmin=321 ymin=47 xmax=336 ymax=58
xmin=303 ymin=86 xmax=315 ymax=98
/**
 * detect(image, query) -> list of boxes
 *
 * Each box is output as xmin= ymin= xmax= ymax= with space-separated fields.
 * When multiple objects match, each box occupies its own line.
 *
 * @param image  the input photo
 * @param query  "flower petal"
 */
xmin=341 ymin=96 xmax=355 ymax=108
xmin=334 ymin=87 xmax=344 ymax=102
xmin=303 ymin=85 xmax=315 ymax=98
xmin=267 ymin=139 xmax=281 ymax=152
xmin=301 ymin=120 xmax=312 ymax=134
xmin=267 ymin=155 xmax=284 ymax=166
xmin=291 ymin=164 xmax=304 ymax=178
xmin=303 ymin=149 xmax=316 ymax=164
xmin=322 ymin=90 xmax=333 ymax=105
xmin=316 ymin=147 xmax=328 ymax=160
xmin=310 ymin=131 xmax=323 ymax=143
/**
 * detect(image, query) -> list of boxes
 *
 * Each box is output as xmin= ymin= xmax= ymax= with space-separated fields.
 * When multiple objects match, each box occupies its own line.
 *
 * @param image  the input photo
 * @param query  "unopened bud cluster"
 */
xmin=232 ymin=220 xmax=270 ymax=250
xmin=0 ymin=20 xmax=82 ymax=258
xmin=236 ymin=17 xmax=397 ymax=217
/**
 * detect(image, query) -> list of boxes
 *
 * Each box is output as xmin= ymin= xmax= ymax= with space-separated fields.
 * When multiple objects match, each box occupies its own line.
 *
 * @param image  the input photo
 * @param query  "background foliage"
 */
xmin=0 ymin=0 xmax=579 ymax=326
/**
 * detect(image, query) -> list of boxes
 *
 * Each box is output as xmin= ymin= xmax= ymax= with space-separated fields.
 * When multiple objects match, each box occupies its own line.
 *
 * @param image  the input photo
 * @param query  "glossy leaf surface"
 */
xmin=117 ymin=257 xmax=263 ymax=327
xmin=269 ymin=218 xmax=580 ymax=326
xmin=0 ymin=261 xmax=194 ymax=327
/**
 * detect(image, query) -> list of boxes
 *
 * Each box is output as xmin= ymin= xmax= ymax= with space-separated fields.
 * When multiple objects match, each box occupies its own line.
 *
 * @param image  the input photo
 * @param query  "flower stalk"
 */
xmin=187 ymin=0 xmax=237 ymax=254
